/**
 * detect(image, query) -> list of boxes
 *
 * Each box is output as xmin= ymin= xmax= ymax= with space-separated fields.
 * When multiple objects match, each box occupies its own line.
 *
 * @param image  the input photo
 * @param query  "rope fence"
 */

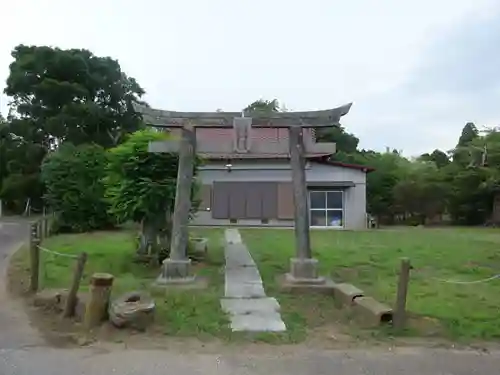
xmin=388 ymin=257 xmax=500 ymax=330
xmin=37 ymin=245 xmax=79 ymax=259
xmin=28 ymin=216 xmax=88 ymax=318
xmin=413 ymin=269 xmax=500 ymax=285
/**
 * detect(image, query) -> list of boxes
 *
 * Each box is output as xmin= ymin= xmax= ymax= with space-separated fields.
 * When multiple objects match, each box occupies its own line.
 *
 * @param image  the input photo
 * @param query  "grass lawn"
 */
xmin=241 ymin=227 xmax=500 ymax=341
xmin=12 ymin=226 xmax=500 ymax=345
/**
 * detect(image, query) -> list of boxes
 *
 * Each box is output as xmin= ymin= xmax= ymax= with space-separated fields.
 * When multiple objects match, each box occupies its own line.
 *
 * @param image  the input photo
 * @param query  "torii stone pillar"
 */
xmin=149 ymin=125 xmax=197 ymax=283
xmin=285 ymin=126 xmax=329 ymax=287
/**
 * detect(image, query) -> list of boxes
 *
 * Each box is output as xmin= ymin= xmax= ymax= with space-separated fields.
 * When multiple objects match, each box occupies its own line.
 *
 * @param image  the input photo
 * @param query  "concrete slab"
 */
xmin=224 ymin=228 xmax=242 ymax=244
xmin=225 ymin=281 xmax=266 ymax=298
xmin=220 ymin=297 xmax=280 ymax=315
xmin=225 ymin=243 xmax=256 ymax=267
xmin=225 ymin=266 xmax=262 ymax=283
xmin=230 ymin=312 xmax=287 ymax=332
xmin=222 ymin=228 xmax=287 ymax=332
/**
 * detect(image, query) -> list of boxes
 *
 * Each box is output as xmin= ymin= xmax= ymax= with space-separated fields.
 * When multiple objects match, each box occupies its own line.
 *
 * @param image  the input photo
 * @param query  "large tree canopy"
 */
xmin=4 ymin=45 xmax=145 ymax=148
xmin=1 ymin=45 xmax=146 ymax=213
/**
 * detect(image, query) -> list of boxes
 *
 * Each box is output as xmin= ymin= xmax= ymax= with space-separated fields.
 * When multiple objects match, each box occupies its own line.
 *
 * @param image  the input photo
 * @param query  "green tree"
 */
xmin=418 ymin=149 xmax=450 ymax=168
xmin=2 ymin=45 xmax=146 ymax=211
xmin=104 ymin=129 xmax=201 ymax=259
xmin=315 ymin=125 xmax=359 ymax=154
xmin=243 ymin=99 xmax=280 ymax=114
xmin=446 ymin=128 xmax=500 ymax=224
xmin=5 ymin=45 xmax=145 ymax=148
xmin=393 ymin=161 xmax=448 ymax=224
xmin=453 ymin=122 xmax=479 ymax=165
xmin=363 ymin=151 xmax=409 ymax=223
xmin=0 ymin=118 xmax=45 ymax=213
xmin=41 ymin=143 xmax=112 ymax=232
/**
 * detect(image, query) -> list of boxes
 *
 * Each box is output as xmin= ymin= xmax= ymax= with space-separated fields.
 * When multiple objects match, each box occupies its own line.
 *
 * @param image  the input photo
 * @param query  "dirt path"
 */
xmin=0 ymin=344 xmax=499 ymax=375
xmin=0 ymin=221 xmax=44 ymax=350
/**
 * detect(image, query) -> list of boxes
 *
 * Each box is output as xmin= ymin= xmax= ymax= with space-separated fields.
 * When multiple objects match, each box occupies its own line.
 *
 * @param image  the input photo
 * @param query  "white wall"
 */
xmin=193 ymin=159 xmax=367 ymax=229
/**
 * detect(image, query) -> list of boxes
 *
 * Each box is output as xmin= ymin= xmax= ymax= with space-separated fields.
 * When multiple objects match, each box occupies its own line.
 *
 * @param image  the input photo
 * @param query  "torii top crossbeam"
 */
xmin=133 ymin=103 xmax=352 ymax=128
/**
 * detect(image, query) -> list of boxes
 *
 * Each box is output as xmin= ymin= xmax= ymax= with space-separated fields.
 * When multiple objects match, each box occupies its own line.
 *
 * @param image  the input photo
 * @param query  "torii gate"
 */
xmin=134 ymin=103 xmax=352 ymax=286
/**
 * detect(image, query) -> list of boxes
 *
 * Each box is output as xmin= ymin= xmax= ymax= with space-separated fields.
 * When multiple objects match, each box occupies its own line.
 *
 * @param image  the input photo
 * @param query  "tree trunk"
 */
xmin=138 ymin=215 xmax=165 ymax=257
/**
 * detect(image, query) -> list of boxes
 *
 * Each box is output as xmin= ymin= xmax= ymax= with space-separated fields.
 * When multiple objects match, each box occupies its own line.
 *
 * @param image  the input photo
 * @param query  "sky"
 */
xmin=1 ymin=0 xmax=500 ymax=156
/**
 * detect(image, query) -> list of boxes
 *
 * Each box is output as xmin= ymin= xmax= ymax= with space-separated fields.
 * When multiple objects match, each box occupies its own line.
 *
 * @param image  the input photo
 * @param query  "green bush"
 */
xmin=41 ymin=143 xmax=113 ymax=232
xmin=105 ymin=129 xmax=201 ymax=258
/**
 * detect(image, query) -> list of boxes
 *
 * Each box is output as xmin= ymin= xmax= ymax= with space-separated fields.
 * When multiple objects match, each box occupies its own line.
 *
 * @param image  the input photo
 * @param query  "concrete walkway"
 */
xmin=220 ymin=229 xmax=286 ymax=332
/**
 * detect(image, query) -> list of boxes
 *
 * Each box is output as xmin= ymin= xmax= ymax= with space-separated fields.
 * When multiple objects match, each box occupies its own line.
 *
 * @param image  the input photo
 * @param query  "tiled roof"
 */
xmin=171 ymin=127 xmax=325 ymax=159
xmin=195 ymin=127 xmax=316 ymax=143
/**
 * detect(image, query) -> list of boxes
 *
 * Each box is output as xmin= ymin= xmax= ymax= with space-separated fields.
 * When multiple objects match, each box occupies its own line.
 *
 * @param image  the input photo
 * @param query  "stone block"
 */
xmin=279 ymin=274 xmax=336 ymax=295
xmin=352 ymin=296 xmax=393 ymax=328
xmin=191 ymin=237 xmax=208 ymax=255
xmin=33 ymin=289 xmax=68 ymax=310
xmin=333 ymin=283 xmax=364 ymax=309
xmin=220 ymin=297 xmax=280 ymax=315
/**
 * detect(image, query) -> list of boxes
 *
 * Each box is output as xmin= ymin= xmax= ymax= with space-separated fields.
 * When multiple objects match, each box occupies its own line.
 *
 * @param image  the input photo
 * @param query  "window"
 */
xmin=309 ymin=191 xmax=343 ymax=228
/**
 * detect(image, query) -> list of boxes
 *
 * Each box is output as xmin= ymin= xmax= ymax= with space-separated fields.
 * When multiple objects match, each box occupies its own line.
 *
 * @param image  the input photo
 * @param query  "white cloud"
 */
xmin=1 ymin=0 xmax=498 ymax=155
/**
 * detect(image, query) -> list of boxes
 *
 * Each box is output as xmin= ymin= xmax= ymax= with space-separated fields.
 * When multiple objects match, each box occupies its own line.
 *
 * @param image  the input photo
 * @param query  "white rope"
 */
xmin=429 ymin=274 xmax=500 ymax=285
xmin=37 ymin=245 xmax=78 ymax=259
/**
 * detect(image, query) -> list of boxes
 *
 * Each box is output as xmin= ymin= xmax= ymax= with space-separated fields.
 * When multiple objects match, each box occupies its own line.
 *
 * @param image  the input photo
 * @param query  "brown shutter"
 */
xmin=277 ymin=182 xmax=295 ymax=219
xmin=229 ymin=183 xmax=246 ymax=219
xmin=198 ymin=185 xmax=212 ymax=210
xmin=261 ymin=182 xmax=278 ymax=219
xmin=212 ymin=182 xmax=229 ymax=219
xmin=245 ymin=184 xmax=262 ymax=219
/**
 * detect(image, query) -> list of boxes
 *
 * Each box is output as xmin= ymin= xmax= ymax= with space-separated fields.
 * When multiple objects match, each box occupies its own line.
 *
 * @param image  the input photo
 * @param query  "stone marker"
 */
xmin=109 ymin=291 xmax=155 ymax=331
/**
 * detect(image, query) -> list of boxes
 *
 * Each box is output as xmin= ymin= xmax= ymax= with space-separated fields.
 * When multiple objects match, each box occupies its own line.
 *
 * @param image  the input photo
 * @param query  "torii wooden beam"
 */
xmin=134 ymin=103 xmax=352 ymax=128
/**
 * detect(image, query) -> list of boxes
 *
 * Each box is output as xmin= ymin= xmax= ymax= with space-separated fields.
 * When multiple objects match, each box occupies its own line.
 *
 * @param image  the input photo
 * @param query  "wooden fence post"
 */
xmin=44 ymin=218 xmax=49 ymax=239
xmin=393 ymin=257 xmax=411 ymax=330
xmin=29 ymin=235 xmax=40 ymax=293
xmin=39 ymin=219 xmax=45 ymax=241
xmin=62 ymin=252 xmax=88 ymax=318
xmin=84 ymin=273 xmax=114 ymax=330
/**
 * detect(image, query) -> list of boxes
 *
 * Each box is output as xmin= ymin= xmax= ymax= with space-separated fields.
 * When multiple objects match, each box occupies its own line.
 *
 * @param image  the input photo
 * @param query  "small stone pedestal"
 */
xmin=280 ymin=257 xmax=336 ymax=294
xmin=154 ymin=258 xmax=207 ymax=289
xmin=157 ymin=258 xmax=195 ymax=283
